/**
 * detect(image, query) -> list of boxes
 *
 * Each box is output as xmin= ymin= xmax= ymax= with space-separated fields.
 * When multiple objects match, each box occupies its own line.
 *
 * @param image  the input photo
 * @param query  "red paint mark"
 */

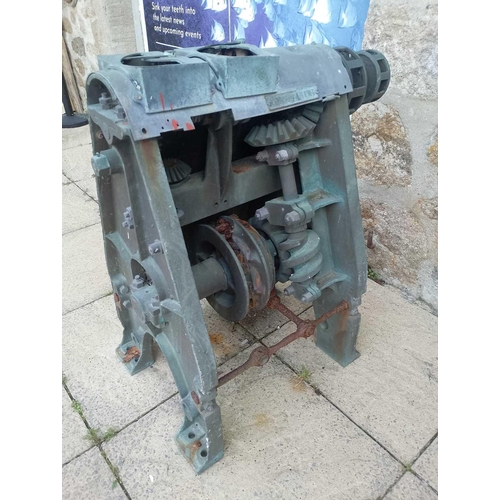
xmin=185 ymin=122 xmax=195 ymax=131
xmin=159 ymin=92 xmax=165 ymax=110
xmin=170 ymin=103 xmax=173 ymax=110
xmin=172 ymin=119 xmax=179 ymax=131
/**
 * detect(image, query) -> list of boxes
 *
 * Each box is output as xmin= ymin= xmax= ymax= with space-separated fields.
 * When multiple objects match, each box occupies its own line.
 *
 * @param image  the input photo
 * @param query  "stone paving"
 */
xmin=62 ymin=126 xmax=438 ymax=499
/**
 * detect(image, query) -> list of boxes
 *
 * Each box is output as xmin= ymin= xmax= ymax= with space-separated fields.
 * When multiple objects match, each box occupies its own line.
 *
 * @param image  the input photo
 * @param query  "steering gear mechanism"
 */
xmin=86 ymin=41 xmax=390 ymax=474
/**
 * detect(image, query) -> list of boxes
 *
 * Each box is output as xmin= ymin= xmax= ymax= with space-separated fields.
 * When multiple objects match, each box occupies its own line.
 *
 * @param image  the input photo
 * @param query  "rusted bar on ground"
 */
xmin=217 ymin=290 xmax=349 ymax=387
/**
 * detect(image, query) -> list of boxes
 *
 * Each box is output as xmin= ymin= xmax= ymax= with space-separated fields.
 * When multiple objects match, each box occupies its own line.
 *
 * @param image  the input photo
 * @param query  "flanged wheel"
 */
xmin=194 ymin=216 xmax=275 ymax=321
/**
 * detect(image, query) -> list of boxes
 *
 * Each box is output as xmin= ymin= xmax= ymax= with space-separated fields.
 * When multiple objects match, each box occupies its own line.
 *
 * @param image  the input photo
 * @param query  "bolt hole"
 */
xmin=200 ymin=450 xmax=207 ymax=457
xmin=214 ymin=203 xmax=218 ymax=207
xmin=161 ymin=126 xmax=164 ymax=130
xmin=223 ymin=200 xmax=228 ymax=204
xmin=142 ymin=128 xmax=147 ymax=134
xmin=188 ymin=432 xmax=195 ymax=439
xmin=167 ymin=119 xmax=170 ymax=122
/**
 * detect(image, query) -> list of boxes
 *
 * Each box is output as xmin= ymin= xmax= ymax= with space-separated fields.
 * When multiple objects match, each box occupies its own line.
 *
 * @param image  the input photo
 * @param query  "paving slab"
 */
xmin=62 ymin=387 xmax=92 ymax=465
xmin=62 ymin=223 xmax=111 ymax=314
xmin=385 ymin=471 xmax=437 ymax=500
xmin=263 ymin=280 xmax=438 ymax=464
xmin=201 ymin=298 xmax=255 ymax=365
xmin=62 ymin=294 xmax=253 ymax=435
xmin=63 ymin=294 xmax=178 ymax=431
xmin=239 ymin=281 xmax=311 ymax=339
xmin=76 ymin=176 xmax=98 ymax=201
xmin=413 ymin=437 xmax=438 ymax=491
xmin=62 ymin=125 xmax=92 ymax=151
xmin=62 ymin=142 xmax=94 ymax=183
xmin=62 ymin=447 xmax=126 ymax=500
xmin=62 ymin=182 xmax=100 ymax=235
xmin=104 ymin=349 xmax=401 ymax=500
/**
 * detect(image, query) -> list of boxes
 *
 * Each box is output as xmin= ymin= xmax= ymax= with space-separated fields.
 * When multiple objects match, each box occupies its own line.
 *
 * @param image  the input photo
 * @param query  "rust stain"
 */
xmin=185 ymin=122 xmax=195 ymax=131
xmin=232 ymin=164 xmax=253 ymax=174
xmin=253 ymin=413 xmax=271 ymax=427
xmin=170 ymin=103 xmax=173 ymax=110
xmin=209 ymin=333 xmax=224 ymax=345
xmin=218 ymin=290 xmax=349 ymax=387
xmin=172 ymin=119 xmax=179 ymax=131
xmin=123 ymin=346 xmax=141 ymax=363
xmin=190 ymin=440 xmax=202 ymax=461
xmin=159 ymin=92 xmax=165 ymax=110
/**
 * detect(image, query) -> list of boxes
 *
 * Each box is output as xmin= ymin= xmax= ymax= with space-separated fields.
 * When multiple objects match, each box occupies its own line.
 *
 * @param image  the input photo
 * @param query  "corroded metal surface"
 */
xmin=218 ymin=290 xmax=349 ymax=387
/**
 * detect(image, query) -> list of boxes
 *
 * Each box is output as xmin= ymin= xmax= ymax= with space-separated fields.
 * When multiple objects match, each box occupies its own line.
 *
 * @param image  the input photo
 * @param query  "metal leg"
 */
xmin=299 ymin=96 xmax=367 ymax=367
xmin=91 ymin=134 xmax=224 ymax=473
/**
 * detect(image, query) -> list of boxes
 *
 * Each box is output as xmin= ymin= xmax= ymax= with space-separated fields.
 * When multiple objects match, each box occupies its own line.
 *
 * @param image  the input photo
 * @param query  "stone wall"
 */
xmin=352 ymin=0 xmax=438 ymax=313
xmin=62 ymin=0 xmax=138 ymax=107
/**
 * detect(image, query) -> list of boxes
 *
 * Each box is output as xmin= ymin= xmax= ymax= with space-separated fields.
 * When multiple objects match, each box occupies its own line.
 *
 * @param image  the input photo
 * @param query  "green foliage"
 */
xmin=71 ymin=400 xmax=84 ymax=418
xmin=84 ymin=427 xmax=118 ymax=446
xmin=84 ymin=428 xmax=102 ymax=446
xmin=367 ymin=266 xmax=380 ymax=282
xmin=103 ymin=428 xmax=117 ymax=442
xmin=297 ymin=365 xmax=312 ymax=382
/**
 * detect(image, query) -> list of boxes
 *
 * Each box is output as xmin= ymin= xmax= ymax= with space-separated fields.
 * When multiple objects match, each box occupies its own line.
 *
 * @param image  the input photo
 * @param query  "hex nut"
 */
xmin=285 ymin=211 xmax=301 ymax=224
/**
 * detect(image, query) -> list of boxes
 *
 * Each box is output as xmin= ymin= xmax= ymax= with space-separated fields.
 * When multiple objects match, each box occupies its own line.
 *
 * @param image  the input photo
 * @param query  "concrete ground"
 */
xmin=62 ymin=126 xmax=438 ymax=500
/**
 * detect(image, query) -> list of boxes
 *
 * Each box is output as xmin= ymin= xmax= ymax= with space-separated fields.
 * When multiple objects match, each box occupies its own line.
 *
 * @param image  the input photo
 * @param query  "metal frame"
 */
xmin=86 ymin=41 xmax=390 ymax=473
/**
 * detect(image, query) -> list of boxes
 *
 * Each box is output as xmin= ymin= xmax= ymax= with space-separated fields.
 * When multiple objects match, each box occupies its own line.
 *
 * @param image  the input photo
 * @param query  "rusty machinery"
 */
xmin=86 ymin=42 xmax=390 ymax=473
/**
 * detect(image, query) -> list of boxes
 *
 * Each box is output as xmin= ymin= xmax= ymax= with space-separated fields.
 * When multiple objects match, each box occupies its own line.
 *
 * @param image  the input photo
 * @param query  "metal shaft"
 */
xmin=278 ymin=164 xmax=299 ymax=201
xmin=191 ymin=258 xmax=228 ymax=299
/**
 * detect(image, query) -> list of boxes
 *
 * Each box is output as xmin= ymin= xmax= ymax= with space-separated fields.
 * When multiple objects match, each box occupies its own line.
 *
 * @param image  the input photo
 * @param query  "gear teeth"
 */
xmin=277 ymin=121 xmax=286 ymax=143
xmin=291 ymin=117 xmax=306 ymax=137
xmin=266 ymin=123 xmax=278 ymax=145
xmin=164 ymin=159 xmax=191 ymax=185
xmin=245 ymin=103 xmax=324 ymax=147
xmin=302 ymin=102 xmax=324 ymax=123
xmin=296 ymin=115 xmax=315 ymax=133
xmin=246 ymin=126 xmax=258 ymax=145
xmin=283 ymin=120 xmax=295 ymax=139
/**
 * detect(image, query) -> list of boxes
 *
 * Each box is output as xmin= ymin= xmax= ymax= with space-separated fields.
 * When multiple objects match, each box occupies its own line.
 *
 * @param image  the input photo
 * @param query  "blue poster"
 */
xmin=143 ymin=0 xmax=370 ymax=50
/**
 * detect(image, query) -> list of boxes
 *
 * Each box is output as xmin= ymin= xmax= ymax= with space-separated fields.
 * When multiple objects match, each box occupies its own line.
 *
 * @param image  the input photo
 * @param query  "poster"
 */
xmin=142 ymin=0 xmax=370 ymax=51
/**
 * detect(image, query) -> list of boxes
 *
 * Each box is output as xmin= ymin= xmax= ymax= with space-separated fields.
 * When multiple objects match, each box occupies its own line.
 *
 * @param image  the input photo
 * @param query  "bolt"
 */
xmin=283 ymin=285 xmax=294 ymax=296
xmin=95 ymin=130 xmax=104 ymax=140
xmin=132 ymin=275 xmax=145 ymax=288
xmin=301 ymin=291 xmax=314 ymax=303
xmin=275 ymin=149 xmax=289 ymax=161
xmin=285 ymin=210 xmax=301 ymax=225
xmin=256 ymin=151 xmax=269 ymax=162
xmin=122 ymin=300 xmax=131 ymax=309
xmin=99 ymin=92 xmax=114 ymax=109
xmin=148 ymin=241 xmax=163 ymax=255
xmin=119 ymin=285 xmax=129 ymax=294
xmin=206 ymin=404 xmax=214 ymax=412
xmin=115 ymin=105 xmax=126 ymax=120
xmin=136 ymin=94 xmax=142 ymax=101
xmin=255 ymin=207 xmax=270 ymax=221
xmin=191 ymin=391 xmax=200 ymax=405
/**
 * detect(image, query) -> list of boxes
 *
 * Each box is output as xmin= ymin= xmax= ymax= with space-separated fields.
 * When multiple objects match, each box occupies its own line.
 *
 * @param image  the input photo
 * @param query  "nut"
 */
xmin=148 ymin=241 xmax=163 ymax=255
xmin=254 ymin=207 xmax=269 ymax=221
xmin=284 ymin=211 xmax=301 ymax=225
